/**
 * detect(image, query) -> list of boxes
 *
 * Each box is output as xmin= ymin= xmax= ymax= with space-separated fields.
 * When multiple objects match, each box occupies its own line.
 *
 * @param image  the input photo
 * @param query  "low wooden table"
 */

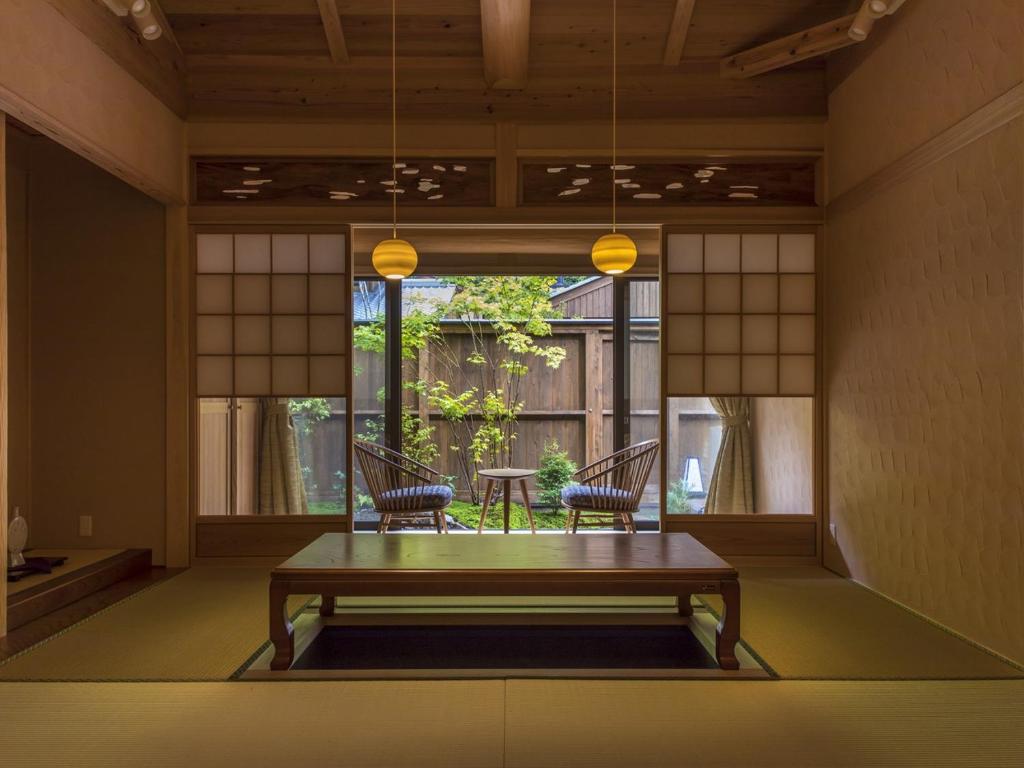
xmin=269 ymin=533 xmax=741 ymax=671
xmin=477 ymin=468 xmax=537 ymax=533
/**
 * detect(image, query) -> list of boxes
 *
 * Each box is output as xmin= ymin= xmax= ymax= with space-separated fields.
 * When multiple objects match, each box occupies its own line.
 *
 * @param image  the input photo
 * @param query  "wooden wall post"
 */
xmin=1 ymin=111 xmax=9 ymax=636
xmin=165 ymin=204 xmax=190 ymax=566
xmin=584 ymin=329 xmax=603 ymax=465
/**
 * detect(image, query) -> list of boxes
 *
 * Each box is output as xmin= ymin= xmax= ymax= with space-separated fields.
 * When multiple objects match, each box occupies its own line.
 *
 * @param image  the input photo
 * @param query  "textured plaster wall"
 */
xmin=752 ymin=398 xmax=813 ymax=515
xmin=826 ymin=0 xmax=1024 ymax=663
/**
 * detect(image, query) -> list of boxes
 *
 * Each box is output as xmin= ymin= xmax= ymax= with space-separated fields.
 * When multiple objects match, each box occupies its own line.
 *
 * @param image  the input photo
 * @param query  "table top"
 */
xmin=477 ymin=468 xmax=537 ymax=479
xmin=273 ymin=533 xmax=735 ymax=578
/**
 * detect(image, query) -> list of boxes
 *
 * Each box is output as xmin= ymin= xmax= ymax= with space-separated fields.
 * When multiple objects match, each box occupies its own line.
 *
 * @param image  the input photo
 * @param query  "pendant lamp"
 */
xmin=372 ymin=0 xmax=418 ymax=280
xmin=591 ymin=0 xmax=637 ymax=275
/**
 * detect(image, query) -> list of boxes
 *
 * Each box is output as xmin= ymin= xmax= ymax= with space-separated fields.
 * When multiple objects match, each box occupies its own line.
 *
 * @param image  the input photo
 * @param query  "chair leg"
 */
xmin=623 ymin=511 xmax=636 ymax=533
xmin=440 ymin=508 xmax=449 ymax=533
xmin=379 ymin=514 xmax=392 ymax=534
xmin=433 ymin=509 xmax=442 ymax=533
xmin=572 ymin=510 xmax=581 ymax=534
xmin=564 ymin=507 xmax=573 ymax=533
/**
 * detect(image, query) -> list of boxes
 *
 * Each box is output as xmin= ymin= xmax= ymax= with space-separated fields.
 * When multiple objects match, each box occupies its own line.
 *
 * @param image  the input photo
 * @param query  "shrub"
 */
xmin=536 ymin=439 xmax=577 ymax=508
xmin=666 ymin=478 xmax=696 ymax=515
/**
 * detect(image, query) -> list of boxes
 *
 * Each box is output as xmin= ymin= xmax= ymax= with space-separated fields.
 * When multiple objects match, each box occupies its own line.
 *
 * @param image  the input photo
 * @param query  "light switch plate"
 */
xmin=79 ymin=515 xmax=93 ymax=537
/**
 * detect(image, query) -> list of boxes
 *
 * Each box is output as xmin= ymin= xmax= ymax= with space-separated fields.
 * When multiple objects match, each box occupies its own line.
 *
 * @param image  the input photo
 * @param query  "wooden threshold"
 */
xmin=7 ymin=549 xmax=152 ymax=630
xmin=1 ymin=566 xmax=182 ymax=660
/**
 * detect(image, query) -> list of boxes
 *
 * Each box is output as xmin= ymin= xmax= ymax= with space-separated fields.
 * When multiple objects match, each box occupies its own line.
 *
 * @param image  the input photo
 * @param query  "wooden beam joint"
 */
xmin=481 ymin=0 xmax=531 ymax=89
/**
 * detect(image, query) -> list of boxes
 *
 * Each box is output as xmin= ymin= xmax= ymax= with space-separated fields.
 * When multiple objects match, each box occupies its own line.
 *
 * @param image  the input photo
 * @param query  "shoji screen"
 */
xmin=663 ymin=230 xmax=816 ymax=396
xmin=194 ymin=231 xmax=350 ymax=397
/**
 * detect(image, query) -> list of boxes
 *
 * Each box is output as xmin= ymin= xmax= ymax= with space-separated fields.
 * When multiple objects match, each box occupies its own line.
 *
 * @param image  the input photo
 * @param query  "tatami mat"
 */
xmin=0 ymin=680 xmax=1020 ymax=767
xmin=0 ymin=568 xmax=310 ymax=681
xmin=1 ymin=564 xmax=1019 ymax=682
xmin=699 ymin=567 xmax=1022 ymax=679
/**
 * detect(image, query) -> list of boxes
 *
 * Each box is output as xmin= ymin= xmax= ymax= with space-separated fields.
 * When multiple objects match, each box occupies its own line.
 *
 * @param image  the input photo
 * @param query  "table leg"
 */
xmin=477 ymin=479 xmax=496 ymax=533
xmin=677 ymin=594 xmax=693 ymax=618
xmin=715 ymin=579 xmax=741 ymax=670
xmin=503 ymin=479 xmax=512 ymax=534
xmin=269 ymin=581 xmax=294 ymax=671
xmin=519 ymin=478 xmax=537 ymax=533
xmin=319 ymin=593 xmax=335 ymax=617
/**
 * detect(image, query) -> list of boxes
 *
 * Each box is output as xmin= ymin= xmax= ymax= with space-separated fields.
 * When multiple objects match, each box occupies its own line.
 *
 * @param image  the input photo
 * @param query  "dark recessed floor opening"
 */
xmin=292 ymin=624 xmax=718 ymax=670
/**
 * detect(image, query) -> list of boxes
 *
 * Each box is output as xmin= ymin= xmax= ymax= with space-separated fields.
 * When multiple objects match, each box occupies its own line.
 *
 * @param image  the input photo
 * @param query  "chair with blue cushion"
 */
xmin=561 ymin=440 xmax=659 ymax=533
xmin=354 ymin=440 xmax=453 ymax=533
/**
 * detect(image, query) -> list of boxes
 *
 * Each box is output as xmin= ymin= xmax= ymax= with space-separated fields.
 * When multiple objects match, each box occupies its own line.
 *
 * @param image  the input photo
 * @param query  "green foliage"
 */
xmin=445 ymin=500 xmax=566 ymax=530
xmin=666 ymin=478 xmax=697 ymax=515
xmin=535 ymin=439 xmax=577 ymax=508
xmin=352 ymin=276 xmax=569 ymax=504
xmin=288 ymin=398 xmax=332 ymax=434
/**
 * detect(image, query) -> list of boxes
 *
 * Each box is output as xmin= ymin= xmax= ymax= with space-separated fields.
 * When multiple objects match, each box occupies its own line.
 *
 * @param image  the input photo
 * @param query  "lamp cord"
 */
xmin=392 ymin=0 xmax=397 ymax=240
xmin=611 ymin=0 xmax=617 ymax=234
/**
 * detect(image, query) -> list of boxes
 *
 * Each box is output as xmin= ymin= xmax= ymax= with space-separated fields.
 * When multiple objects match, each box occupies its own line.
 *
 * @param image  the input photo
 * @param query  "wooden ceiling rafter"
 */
xmin=662 ymin=0 xmax=696 ymax=66
xmin=720 ymin=0 xmax=909 ymax=79
xmin=316 ymin=0 xmax=350 ymax=64
xmin=480 ymin=0 xmax=531 ymax=89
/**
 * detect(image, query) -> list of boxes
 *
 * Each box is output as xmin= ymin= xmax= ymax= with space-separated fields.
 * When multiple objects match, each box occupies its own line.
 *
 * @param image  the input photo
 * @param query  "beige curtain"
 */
xmin=705 ymin=397 xmax=754 ymax=515
xmin=258 ymin=399 xmax=308 ymax=516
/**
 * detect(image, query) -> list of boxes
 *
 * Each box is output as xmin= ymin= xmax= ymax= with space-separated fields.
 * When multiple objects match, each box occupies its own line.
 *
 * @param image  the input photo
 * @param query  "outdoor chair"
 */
xmin=561 ymin=440 xmax=660 ymax=533
xmin=354 ymin=440 xmax=453 ymax=533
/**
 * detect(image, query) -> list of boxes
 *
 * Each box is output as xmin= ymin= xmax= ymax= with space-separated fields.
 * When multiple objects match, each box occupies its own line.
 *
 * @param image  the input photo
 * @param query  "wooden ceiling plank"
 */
xmin=662 ymin=0 xmax=696 ymax=66
xmin=720 ymin=13 xmax=859 ymax=79
xmin=480 ymin=0 xmax=531 ymax=89
xmin=316 ymin=0 xmax=349 ymax=64
xmin=150 ymin=0 xmax=184 ymax=58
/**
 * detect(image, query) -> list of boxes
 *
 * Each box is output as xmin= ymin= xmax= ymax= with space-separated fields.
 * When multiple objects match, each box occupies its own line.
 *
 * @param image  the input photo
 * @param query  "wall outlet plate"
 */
xmin=79 ymin=515 xmax=93 ymax=537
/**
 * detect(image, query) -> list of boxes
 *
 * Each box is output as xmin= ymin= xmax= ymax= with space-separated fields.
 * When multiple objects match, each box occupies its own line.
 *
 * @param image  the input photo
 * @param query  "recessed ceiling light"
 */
xmin=575 ymin=164 xmax=592 ymax=168
xmin=700 ymin=179 xmax=710 ymax=184
xmin=728 ymin=192 xmax=758 ymax=199
xmin=729 ymin=185 xmax=759 ymax=190
xmin=242 ymin=179 xmax=272 ymax=186
xmin=242 ymin=166 xmax=261 ymax=173
xmin=235 ymin=195 xmax=247 ymax=200
xmin=433 ymin=165 xmax=446 ymax=172
xmin=611 ymin=164 xmax=635 ymax=171
xmin=402 ymin=168 xmax=419 ymax=175
xmin=666 ymin=182 xmax=684 ymax=190
xmin=633 ymin=193 xmax=661 ymax=199
xmin=694 ymin=170 xmax=714 ymax=179
xmin=558 ymin=188 xmax=581 ymax=196
xmin=705 ymin=166 xmax=728 ymax=171
xmin=385 ymin=188 xmax=405 ymax=194
xmin=572 ymin=178 xmax=590 ymax=186
xmin=223 ymin=189 xmax=258 ymax=194
xmin=381 ymin=180 xmax=396 ymax=185
xmin=547 ymin=167 xmax=567 ymax=173
xmin=393 ymin=162 xmax=406 ymax=169
xmin=357 ymin=179 xmax=366 ymax=184
xmin=613 ymin=178 xmax=631 ymax=185
xmin=453 ymin=165 xmax=467 ymax=172
xmin=622 ymin=183 xmax=640 ymax=189
xmin=428 ymin=194 xmax=444 ymax=200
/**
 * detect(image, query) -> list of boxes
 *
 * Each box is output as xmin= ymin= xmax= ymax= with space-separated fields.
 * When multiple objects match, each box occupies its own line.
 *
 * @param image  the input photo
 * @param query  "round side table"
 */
xmin=476 ymin=468 xmax=537 ymax=534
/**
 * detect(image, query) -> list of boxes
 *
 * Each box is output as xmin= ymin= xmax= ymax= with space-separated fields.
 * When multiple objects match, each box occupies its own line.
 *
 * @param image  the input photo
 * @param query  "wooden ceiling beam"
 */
xmin=316 ymin=0 xmax=349 ymax=64
xmin=662 ymin=0 xmax=696 ymax=66
xmin=42 ymin=0 xmax=187 ymax=116
xmin=480 ymin=0 xmax=531 ymax=89
xmin=721 ymin=0 xmax=909 ymax=79
xmin=720 ymin=14 xmax=859 ymax=79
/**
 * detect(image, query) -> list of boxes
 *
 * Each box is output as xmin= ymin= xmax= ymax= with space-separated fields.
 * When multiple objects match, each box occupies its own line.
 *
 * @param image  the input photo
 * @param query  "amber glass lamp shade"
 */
xmin=591 ymin=232 xmax=637 ymax=275
xmin=371 ymin=238 xmax=418 ymax=280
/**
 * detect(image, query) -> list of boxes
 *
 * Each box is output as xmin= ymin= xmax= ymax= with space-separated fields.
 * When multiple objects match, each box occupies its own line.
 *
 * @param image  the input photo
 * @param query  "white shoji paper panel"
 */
xmin=197 ymin=234 xmax=233 ymax=273
xmin=665 ymin=231 xmax=816 ymax=396
xmin=195 ymin=231 xmax=348 ymax=397
xmin=310 ymin=234 xmax=347 ymax=273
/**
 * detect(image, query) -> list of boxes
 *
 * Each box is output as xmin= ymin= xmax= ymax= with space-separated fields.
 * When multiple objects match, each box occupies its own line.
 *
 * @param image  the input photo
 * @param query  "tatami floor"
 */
xmin=1 ymin=565 xmax=1021 ymax=766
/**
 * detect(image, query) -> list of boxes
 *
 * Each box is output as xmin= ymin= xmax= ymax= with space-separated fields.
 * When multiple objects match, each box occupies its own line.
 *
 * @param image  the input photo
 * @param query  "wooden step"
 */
xmin=7 ymin=549 xmax=152 ymax=630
